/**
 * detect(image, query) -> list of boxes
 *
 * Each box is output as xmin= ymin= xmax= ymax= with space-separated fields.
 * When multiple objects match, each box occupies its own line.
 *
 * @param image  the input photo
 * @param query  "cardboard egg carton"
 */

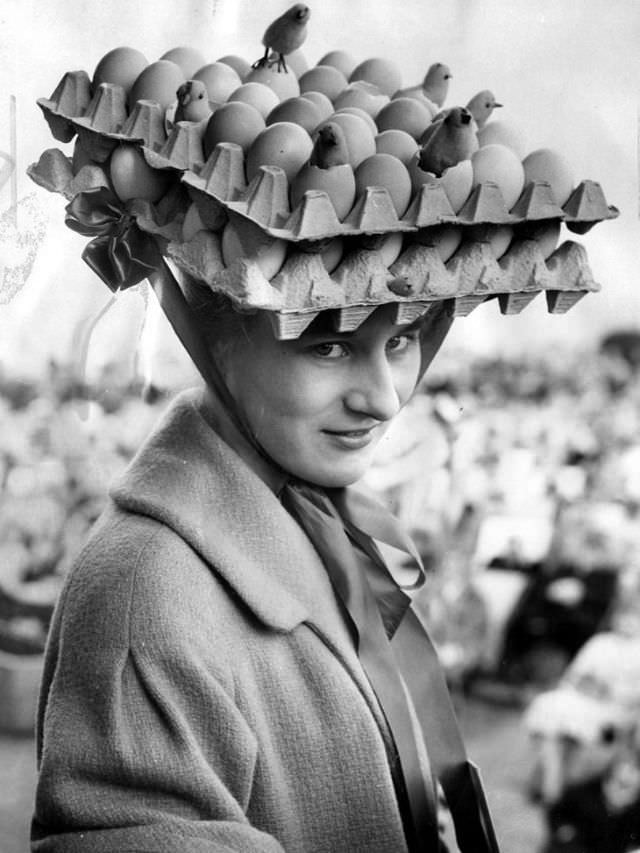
xmin=165 ymin=203 xmax=602 ymax=338
xmin=182 ymin=142 xmax=618 ymax=247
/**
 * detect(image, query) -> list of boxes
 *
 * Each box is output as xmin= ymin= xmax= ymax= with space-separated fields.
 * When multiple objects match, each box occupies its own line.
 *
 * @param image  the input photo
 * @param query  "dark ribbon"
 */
xmin=282 ymin=482 xmax=501 ymax=853
xmin=65 ymin=187 xmax=160 ymax=292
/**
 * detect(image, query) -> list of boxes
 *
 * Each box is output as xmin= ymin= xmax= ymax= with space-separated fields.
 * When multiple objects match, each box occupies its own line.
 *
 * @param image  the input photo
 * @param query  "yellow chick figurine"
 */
xmin=174 ymin=80 xmax=212 ymax=123
xmin=395 ymin=62 xmax=452 ymax=111
xmin=417 ymin=106 xmax=478 ymax=177
xmin=309 ymin=122 xmax=350 ymax=168
xmin=253 ymin=4 xmax=311 ymax=73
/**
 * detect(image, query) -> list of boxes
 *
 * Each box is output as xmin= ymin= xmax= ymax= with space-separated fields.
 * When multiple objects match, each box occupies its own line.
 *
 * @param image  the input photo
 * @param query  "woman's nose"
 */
xmin=344 ymin=356 xmax=402 ymax=422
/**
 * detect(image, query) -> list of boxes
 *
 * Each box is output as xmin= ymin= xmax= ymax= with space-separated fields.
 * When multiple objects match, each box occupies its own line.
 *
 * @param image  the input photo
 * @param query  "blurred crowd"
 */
xmin=2 ymin=330 xmax=640 ymax=851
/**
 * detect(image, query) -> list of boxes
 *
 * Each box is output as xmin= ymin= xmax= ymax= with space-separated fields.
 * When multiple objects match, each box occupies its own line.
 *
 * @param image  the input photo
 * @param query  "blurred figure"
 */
xmin=542 ymin=748 xmax=640 ymax=853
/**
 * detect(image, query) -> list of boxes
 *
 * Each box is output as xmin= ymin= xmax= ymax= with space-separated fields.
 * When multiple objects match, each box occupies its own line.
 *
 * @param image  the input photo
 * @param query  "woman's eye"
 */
xmin=386 ymin=333 xmax=417 ymax=353
xmin=312 ymin=341 xmax=348 ymax=358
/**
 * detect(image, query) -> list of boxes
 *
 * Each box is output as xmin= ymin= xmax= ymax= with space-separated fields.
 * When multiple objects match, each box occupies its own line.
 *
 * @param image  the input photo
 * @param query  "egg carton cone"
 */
xmin=142 ymin=120 xmax=206 ymax=172
xmin=209 ymin=257 xmax=286 ymax=311
xmin=274 ymin=190 xmax=342 ymax=241
xmin=510 ymin=180 xmax=567 ymax=221
xmin=182 ymin=144 xmax=245 ymax=231
xmin=268 ymin=309 xmax=323 ymax=339
xmin=71 ymin=83 xmax=128 ymax=163
xmin=340 ymin=186 xmax=416 ymax=236
xmin=456 ymin=181 xmax=520 ymax=226
xmin=118 ymin=100 xmax=168 ymax=150
xmin=27 ymin=148 xmax=110 ymax=200
xmin=270 ymin=251 xmax=348 ymax=311
xmin=562 ymin=180 xmax=620 ymax=234
xmin=167 ymin=230 xmax=226 ymax=284
xmin=36 ymin=70 xmax=92 ymax=143
xmin=499 ymin=238 xmax=552 ymax=292
xmin=402 ymin=182 xmax=458 ymax=229
xmin=446 ymin=240 xmax=505 ymax=316
xmin=388 ymin=243 xmax=458 ymax=300
xmin=545 ymin=240 xmax=601 ymax=313
xmin=331 ymin=247 xmax=400 ymax=305
xmin=390 ymin=301 xmax=436 ymax=325
xmin=233 ymin=166 xmax=291 ymax=229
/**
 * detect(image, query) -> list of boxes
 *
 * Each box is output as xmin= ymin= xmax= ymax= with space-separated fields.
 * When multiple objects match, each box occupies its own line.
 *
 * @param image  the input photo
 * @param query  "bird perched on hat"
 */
xmin=417 ymin=106 xmax=478 ymax=177
xmin=394 ymin=62 xmax=452 ymax=112
xmin=430 ymin=90 xmax=503 ymax=133
xmin=253 ymin=4 xmax=311 ymax=73
xmin=310 ymin=122 xmax=350 ymax=168
xmin=174 ymin=80 xmax=212 ymax=124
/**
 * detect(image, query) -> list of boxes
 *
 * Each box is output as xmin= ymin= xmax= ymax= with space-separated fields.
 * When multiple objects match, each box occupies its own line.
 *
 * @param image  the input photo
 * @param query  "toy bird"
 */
xmin=174 ymin=80 xmax=212 ymax=123
xmin=465 ymin=90 xmax=502 ymax=129
xmin=310 ymin=122 xmax=350 ymax=168
xmin=430 ymin=90 xmax=503 ymax=133
xmin=393 ymin=62 xmax=452 ymax=110
xmin=417 ymin=106 xmax=478 ymax=177
xmin=422 ymin=62 xmax=452 ymax=108
xmin=252 ymin=4 xmax=311 ymax=73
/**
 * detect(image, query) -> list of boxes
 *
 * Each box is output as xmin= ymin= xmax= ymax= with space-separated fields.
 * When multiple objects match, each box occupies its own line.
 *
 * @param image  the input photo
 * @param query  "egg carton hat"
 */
xmin=28 ymin=29 xmax=619 ymax=344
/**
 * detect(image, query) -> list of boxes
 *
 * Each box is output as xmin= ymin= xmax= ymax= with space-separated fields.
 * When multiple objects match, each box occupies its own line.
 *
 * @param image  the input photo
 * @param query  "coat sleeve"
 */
xmin=31 ymin=516 xmax=286 ymax=853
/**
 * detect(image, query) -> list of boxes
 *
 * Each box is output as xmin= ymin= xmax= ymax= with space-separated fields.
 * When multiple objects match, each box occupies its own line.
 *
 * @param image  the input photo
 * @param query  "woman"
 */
xmin=31 ymin=270 xmax=498 ymax=852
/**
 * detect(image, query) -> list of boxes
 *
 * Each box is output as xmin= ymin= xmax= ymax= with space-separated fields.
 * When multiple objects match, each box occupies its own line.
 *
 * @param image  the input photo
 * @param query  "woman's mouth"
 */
xmin=324 ymin=427 xmax=377 ymax=449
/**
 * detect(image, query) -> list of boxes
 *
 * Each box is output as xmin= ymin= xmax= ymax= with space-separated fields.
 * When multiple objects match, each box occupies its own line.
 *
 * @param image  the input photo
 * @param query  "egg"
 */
xmin=160 ymin=47 xmax=207 ymax=79
xmin=316 ymin=113 xmax=376 ymax=169
xmin=93 ymin=47 xmax=149 ymax=97
xmin=290 ymin=163 xmax=356 ymax=220
xmin=194 ymin=62 xmax=242 ymax=105
xmin=129 ymin=60 xmax=186 ymax=110
xmin=182 ymin=202 xmax=206 ymax=241
xmin=375 ymin=97 xmax=433 ymax=140
xmin=245 ymin=65 xmax=301 ymax=101
xmin=375 ymin=232 xmax=404 ymax=267
xmin=522 ymin=148 xmax=576 ymax=206
xmin=300 ymin=91 xmax=335 ymax=122
xmin=375 ymin=129 xmax=418 ymax=166
xmin=320 ymin=236 xmax=344 ymax=272
xmin=298 ymin=66 xmax=348 ymax=101
xmin=408 ymin=156 xmax=473 ymax=214
xmin=203 ymin=102 xmax=266 ymax=157
xmin=221 ymin=219 xmax=287 ymax=280
xmin=267 ymin=97 xmax=323 ymax=134
xmin=349 ymin=58 xmax=403 ymax=98
xmin=414 ymin=224 xmax=463 ymax=262
xmin=216 ymin=54 xmax=252 ymax=80
xmin=334 ymin=107 xmax=378 ymax=136
xmin=110 ymin=144 xmax=170 ymax=202
xmin=477 ymin=120 xmax=527 ymax=159
xmin=519 ymin=220 xmax=562 ymax=259
xmin=466 ymin=224 xmax=514 ymax=259
xmin=333 ymin=82 xmax=389 ymax=118
xmin=228 ymin=82 xmax=280 ymax=119
xmin=471 ymin=144 xmax=525 ymax=210
xmin=246 ymin=121 xmax=313 ymax=182
xmin=317 ymin=50 xmax=358 ymax=79
xmin=355 ymin=153 xmax=412 ymax=217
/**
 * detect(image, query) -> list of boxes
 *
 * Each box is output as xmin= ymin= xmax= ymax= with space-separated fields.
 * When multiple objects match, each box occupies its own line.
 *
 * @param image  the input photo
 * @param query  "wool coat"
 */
xmin=31 ymin=390 xmax=420 ymax=853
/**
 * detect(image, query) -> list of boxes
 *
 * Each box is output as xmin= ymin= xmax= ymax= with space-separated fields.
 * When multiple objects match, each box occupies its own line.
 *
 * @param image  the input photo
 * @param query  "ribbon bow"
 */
xmin=65 ymin=186 xmax=160 ymax=292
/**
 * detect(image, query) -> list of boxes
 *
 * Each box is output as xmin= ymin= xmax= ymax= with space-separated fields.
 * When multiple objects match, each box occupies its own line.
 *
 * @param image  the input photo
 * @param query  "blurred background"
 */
xmin=1 ymin=1 xmax=639 ymax=851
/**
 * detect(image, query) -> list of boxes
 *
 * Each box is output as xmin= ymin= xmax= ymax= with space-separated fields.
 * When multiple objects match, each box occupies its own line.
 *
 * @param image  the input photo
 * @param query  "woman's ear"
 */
xmin=418 ymin=302 xmax=454 ymax=379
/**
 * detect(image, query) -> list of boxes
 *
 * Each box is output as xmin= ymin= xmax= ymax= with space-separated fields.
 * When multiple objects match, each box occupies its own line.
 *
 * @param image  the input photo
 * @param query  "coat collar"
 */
xmin=109 ymin=389 xmax=340 ymax=633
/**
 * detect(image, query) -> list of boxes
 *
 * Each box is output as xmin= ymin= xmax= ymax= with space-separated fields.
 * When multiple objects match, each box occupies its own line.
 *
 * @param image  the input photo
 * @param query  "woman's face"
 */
xmin=223 ymin=304 xmax=424 ymax=487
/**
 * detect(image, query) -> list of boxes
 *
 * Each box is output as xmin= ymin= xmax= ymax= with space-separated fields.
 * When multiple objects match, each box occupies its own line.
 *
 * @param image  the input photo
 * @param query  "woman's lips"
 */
xmin=323 ymin=426 xmax=377 ymax=449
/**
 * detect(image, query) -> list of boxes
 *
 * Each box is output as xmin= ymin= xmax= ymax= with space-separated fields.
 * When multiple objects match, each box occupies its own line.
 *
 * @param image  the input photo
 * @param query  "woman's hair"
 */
xmin=179 ymin=274 xmax=257 ymax=369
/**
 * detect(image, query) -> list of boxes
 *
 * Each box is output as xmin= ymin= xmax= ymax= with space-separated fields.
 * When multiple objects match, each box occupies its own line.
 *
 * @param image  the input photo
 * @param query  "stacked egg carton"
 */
xmin=30 ymin=58 xmax=619 ymax=340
